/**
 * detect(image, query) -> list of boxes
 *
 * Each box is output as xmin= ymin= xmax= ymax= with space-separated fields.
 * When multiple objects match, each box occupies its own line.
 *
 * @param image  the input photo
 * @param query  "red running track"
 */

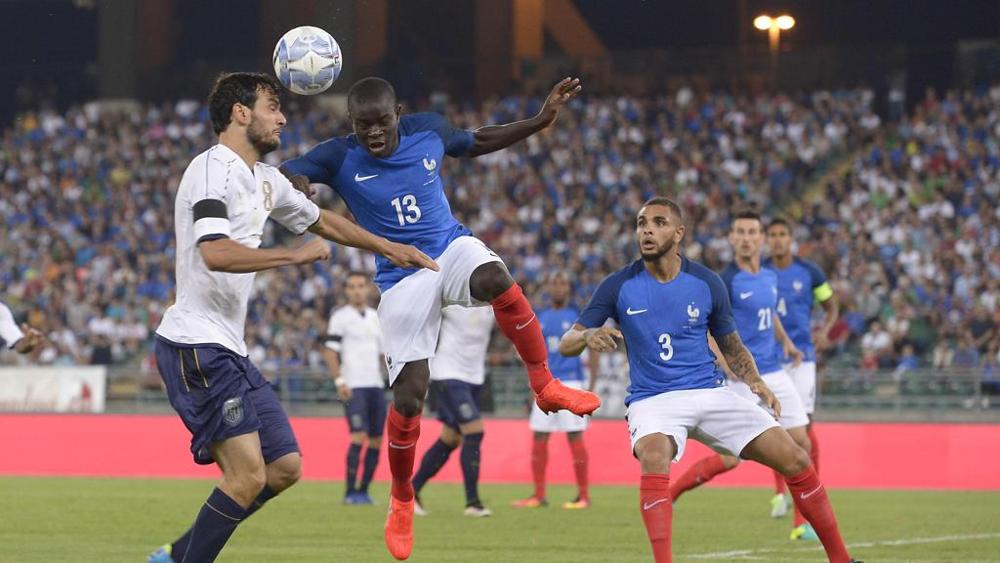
xmin=1 ymin=414 xmax=998 ymax=489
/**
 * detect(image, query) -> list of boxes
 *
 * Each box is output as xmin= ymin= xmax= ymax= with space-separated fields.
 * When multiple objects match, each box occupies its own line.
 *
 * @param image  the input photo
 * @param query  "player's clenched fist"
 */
xmin=294 ymin=238 xmax=331 ymax=264
xmin=583 ymin=326 xmax=622 ymax=353
xmin=381 ymin=241 xmax=440 ymax=272
xmin=748 ymin=379 xmax=782 ymax=420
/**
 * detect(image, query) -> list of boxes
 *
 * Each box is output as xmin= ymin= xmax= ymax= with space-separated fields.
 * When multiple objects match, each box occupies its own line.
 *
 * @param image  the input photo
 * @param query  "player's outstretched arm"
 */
xmin=466 ymin=77 xmax=582 ymax=157
xmin=199 ymin=237 xmax=330 ymax=273
xmin=307 ymin=209 xmax=440 ymax=271
xmin=715 ymin=331 xmax=782 ymax=418
xmin=559 ymin=323 xmax=621 ymax=357
xmin=772 ymin=313 xmax=803 ymax=367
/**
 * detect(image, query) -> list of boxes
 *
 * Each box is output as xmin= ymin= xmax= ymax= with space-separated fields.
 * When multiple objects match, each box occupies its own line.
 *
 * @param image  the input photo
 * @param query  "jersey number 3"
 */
xmin=391 ymin=194 xmax=422 ymax=226
xmin=658 ymin=333 xmax=674 ymax=362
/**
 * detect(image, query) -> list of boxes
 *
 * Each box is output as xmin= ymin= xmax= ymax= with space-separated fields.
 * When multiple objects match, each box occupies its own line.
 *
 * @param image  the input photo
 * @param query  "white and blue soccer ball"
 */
xmin=272 ymin=26 xmax=342 ymax=95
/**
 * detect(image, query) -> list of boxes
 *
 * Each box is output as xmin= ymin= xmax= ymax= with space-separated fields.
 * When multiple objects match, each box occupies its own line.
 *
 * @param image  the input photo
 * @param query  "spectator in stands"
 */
xmin=861 ymin=321 xmax=894 ymax=368
xmin=932 ymin=339 xmax=954 ymax=369
xmin=894 ymin=344 xmax=920 ymax=379
xmin=952 ymin=332 xmax=981 ymax=369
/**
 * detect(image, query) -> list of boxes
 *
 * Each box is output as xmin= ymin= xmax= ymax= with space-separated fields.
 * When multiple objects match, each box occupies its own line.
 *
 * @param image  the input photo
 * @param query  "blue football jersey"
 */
xmin=577 ymin=258 xmax=736 ymax=406
xmin=538 ymin=307 xmax=584 ymax=382
xmin=719 ymin=264 xmax=783 ymax=374
xmin=281 ymin=113 xmax=475 ymax=291
xmin=763 ymin=257 xmax=832 ymax=362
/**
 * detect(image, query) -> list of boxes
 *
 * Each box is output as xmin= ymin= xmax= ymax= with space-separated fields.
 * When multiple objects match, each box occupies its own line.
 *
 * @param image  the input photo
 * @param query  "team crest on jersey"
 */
xmin=687 ymin=303 xmax=701 ymax=322
xmin=222 ymin=397 xmax=244 ymax=426
xmin=423 ymin=157 xmax=437 ymax=171
xmin=793 ymin=280 xmax=804 ymax=293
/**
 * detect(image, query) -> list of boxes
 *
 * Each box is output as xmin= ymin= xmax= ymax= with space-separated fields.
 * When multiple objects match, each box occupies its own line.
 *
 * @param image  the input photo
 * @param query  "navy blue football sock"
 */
xmin=460 ymin=432 xmax=484 ymax=504
xmin=411 ymin=438 xmax=456 ymax=494
xmin=171 ymin=485 xmax=276 ymax=557
xmin=359 ymin=447 xmax=380 ymax=493
xmin=179 ymin=487 xmax=249 ymax=563
xmin=346 ymin=443 xmax=362 ymax=494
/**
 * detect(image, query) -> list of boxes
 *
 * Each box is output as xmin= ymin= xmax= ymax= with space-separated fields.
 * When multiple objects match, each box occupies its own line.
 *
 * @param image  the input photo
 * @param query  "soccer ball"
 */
xmin=272 ymin=26 xmax=342 ymax=95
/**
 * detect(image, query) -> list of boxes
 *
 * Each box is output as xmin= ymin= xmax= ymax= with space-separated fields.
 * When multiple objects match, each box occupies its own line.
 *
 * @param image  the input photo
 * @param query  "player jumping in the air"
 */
xmin=282 ymin=76 xmax=600 ymax=560
xmin=512 ymin=271 xmax=598 ymax=509
xmin=764 ymin=216 xmax=839 ymax=539
xmin=559 ymin=198 xmax=860 ymax=563
xmin=669 ymin=209 xmax=815 ymax=538
xmin=147 ymin=72 xmax=434 ymax=563
xmin=412 ymin=305 xmax=495 ymax=517
xmin=0 ymin=301 xmax=43 ymax=356
xmin=323 ymin=271 xmax=386 ymax=506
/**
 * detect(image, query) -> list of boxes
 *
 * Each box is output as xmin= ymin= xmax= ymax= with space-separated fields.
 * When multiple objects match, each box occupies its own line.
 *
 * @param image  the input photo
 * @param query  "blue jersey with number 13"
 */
xmin=282 ymin=113 xmax=475 ymax=291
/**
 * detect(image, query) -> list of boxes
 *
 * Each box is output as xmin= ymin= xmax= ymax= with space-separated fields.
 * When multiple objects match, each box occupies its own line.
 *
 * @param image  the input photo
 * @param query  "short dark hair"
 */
xmin=345 ymin=271 xmax=371 ymax=283
xmin=641 ymin=197 xmax=683 ymax=221
xmin=731 ymin=207 xmax=762 ymax=228
xmin=208 ymin=72 xmax=283 ymax=135
xmin=347 ymin=77 xmax=397 ymax=111
xmin=767 ymin=216 xmax=792 ymax=232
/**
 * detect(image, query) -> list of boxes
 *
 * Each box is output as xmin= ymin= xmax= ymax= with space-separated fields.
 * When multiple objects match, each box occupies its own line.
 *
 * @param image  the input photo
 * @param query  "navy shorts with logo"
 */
xmin=345 ymin=386 xmax=388 ymax=437
xmin=155 ymin=336 xmax=300 ymax=465
xmin=433 ymin=379 xmax=483 ymax=430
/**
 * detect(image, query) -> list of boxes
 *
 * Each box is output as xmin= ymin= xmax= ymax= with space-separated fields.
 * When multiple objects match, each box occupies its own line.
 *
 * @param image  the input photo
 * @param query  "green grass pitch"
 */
xmin=1 ymin=477 xmax=998 ymax=562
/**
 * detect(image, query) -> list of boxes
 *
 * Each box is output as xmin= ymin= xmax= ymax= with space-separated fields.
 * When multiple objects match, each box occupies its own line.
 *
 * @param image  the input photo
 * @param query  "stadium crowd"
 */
xmin=0 ymin=86 xmax=996 ymax=385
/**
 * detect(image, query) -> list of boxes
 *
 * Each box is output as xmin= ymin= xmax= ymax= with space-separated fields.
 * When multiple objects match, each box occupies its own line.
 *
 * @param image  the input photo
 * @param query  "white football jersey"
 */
xmin=0 ymin=301 xmax=24 ymax=349
xmin=326 ymin=305 xmax=384 ymax=388
xmin=431 ymin=305 xmax=494 ymax=384
xmin=156 ymin=144 xmax=320 ymax=355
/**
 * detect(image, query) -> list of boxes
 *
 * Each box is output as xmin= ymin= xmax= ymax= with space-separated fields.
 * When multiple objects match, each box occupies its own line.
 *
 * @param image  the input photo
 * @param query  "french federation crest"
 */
xmin=222 ymin=397 xmax=244 ymax=426
xmin=423 ymin=157 xmax=437 ymax=171
xmin=687 ymin=303 xmax=701 ymax=322
xmin=793 ymin=279 xmax=804 ymax=293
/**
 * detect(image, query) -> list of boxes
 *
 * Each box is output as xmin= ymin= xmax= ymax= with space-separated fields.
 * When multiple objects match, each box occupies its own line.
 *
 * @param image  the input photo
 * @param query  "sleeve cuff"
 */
xmin=193 ymin=217 xmax=232 ymax=240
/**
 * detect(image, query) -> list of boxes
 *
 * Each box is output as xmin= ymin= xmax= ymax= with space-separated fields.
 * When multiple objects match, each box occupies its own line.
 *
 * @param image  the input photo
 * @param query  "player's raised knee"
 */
xmin=469 ymin=261 xmax=513 ymax=301
xmin=783 ymin=444 xmax=811 ymax=475
xmin=393 ymin=394 xmax=424 ymax=417
xmin=269 ymin=454 xmax=303 ymax=491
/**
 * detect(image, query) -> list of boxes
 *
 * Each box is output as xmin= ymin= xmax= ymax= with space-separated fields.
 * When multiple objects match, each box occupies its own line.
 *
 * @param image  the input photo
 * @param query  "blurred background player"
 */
xmin=411 ymin=305 xmax=495 ymax=517
xmin=282 ymin=76 xmax=600 ymax=560
xmin=559 ymin=198 xmax=858 ymax=563
xmin=0 ymin=301 xmax=44 ymax=356
xmin=323 ymin=271 xmax=385 ymax=506
xmin=147 ymin=72 xmax=434 ymax=563
xmin=513 ymin=271 xmax=598 ymax=510
xmin=764 ymin=217 xmax=839 ymax=538
xmin=669 ymin=209 xmax=815 ymax=540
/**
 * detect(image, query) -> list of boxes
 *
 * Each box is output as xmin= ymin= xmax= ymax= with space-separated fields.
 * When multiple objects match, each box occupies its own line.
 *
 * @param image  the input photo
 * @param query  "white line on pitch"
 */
xmin=683 ymin=532 xmax=1000 ymax=560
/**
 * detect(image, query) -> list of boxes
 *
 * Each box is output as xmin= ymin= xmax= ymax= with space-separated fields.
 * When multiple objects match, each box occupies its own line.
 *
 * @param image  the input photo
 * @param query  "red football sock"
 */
xmin=531 ymin=437 xmax=548 ymax=499
xmin=491 ymin=284 xmax=552 ymax=394
xmin=670 ymin=455 xmax=731 ymax=502
xmin=640 ymin=474 xmax=673 ymax=563
xmin=386 ymin=406 xmax=421 ymax=502
xmin=773 ymin=468 xmax=787 ymax=495
xmin=807 ymin=425 xmax=821 ymax=474
xmin=569 ymin=438 xmax=589 ymax=500
xmin=785 ymin=467 xmax=851 ymax=563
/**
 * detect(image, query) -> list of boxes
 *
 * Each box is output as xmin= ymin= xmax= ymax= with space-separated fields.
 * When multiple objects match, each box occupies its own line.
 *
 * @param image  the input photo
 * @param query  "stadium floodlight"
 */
xmin=753 ymin=13 xmax=795 ymax=88
xmin=776 ymin=15 xmax=795 ymax=30
xmin=753 ymin=15 xmax=773 ymax=31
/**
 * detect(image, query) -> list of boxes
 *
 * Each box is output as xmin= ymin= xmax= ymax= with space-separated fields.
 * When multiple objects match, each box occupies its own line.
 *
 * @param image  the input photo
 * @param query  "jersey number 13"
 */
xmin=391 ymin=195 xmax=422 ymax=226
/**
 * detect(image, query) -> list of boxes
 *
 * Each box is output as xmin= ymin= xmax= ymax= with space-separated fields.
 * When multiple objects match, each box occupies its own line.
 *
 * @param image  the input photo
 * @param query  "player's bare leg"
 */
xmin=469 ymin=262 xmax=600 ymax=415
xmin=634 ymin=433 xmax=676 ymax=563
xmin=152 ymin=449 xmax=301 ymax=563
xmin=384 ymin=361 xmax=430 ymax=560
xmin=741 ymin=427 xmax=857 ymax=563
xmin=513 ymin=431 xmax=550 ymax=507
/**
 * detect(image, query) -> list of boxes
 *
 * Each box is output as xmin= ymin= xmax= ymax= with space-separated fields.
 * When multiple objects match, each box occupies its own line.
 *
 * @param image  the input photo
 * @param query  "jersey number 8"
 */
xmin=391 ymin=194 xmax=422 ymax=226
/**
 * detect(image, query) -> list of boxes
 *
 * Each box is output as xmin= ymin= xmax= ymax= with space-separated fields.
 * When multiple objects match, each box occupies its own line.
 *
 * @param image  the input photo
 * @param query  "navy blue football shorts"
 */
xmin=155 ymin=335 xmax=300 ymax=465
xmin=344 ymin=386 xmax=388 ymax=437
xmin=433 ymin=379 xmax=484 ymax=431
